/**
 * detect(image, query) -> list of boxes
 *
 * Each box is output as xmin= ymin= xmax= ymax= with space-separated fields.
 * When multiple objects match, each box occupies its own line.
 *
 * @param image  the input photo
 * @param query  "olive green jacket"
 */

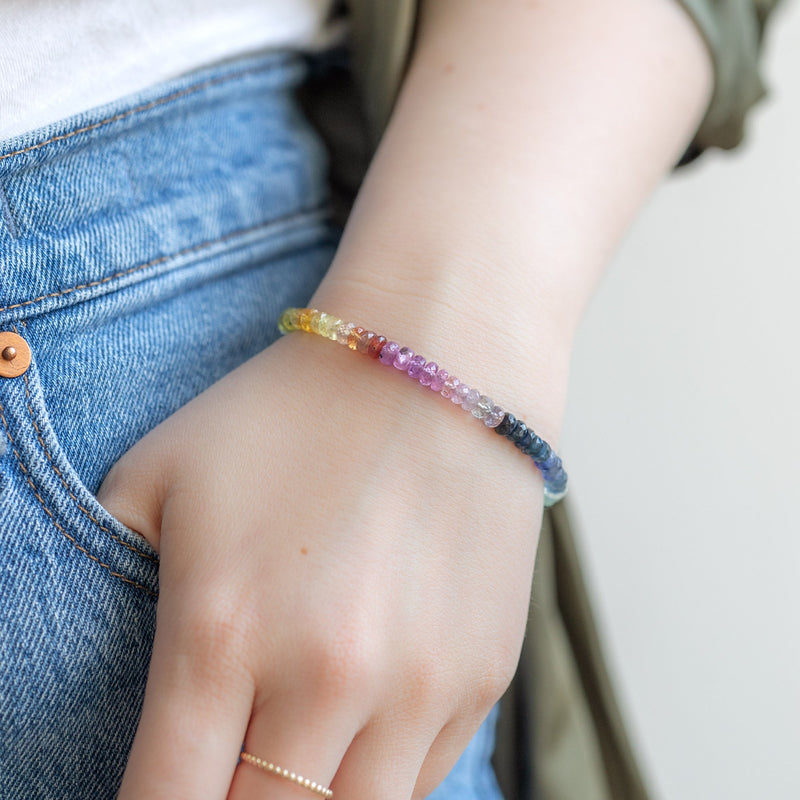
xmin=338 ymin=2 xmax=781 ymax=797
xmin=348 ymin=0 xmax=780 ymax=156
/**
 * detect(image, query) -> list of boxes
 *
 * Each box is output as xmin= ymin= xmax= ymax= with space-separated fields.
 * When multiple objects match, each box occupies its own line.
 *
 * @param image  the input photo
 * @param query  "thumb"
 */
xmin=96 ymin=437 xmax=167 ymax=553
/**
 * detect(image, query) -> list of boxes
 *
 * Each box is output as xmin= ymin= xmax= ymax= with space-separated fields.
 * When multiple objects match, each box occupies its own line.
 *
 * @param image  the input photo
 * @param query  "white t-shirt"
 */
xmin=0 ymin=0 xmax=336 ymax=140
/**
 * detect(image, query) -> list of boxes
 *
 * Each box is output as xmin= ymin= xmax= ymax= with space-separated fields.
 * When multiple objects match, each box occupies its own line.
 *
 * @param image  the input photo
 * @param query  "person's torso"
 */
xmin=0 ymin=0 xmax=337 ymax=140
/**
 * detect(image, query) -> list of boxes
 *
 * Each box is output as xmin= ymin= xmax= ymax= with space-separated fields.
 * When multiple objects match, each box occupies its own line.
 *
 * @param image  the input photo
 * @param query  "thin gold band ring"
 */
xmin=239 ymin=752 xmax=333 ymax=799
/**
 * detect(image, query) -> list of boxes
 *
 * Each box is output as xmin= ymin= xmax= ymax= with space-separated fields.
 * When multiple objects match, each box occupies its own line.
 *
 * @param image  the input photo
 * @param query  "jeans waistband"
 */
xmin=0 ymin=51 xmax=330 ymax=325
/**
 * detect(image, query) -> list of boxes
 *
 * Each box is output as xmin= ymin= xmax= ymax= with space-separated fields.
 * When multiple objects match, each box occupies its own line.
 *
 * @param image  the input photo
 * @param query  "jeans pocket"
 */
xmin=0 ymin=344 xmax=159 ymax=596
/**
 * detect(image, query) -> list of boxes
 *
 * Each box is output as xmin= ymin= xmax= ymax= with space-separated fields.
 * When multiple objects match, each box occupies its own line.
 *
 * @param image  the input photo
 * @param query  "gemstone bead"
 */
xmin=539 ymin=454 xmax=561 ymax=473
xmin=454 ymin=383 xmax=471 ymax=406
xmin=516 ymin=431 xmax=534 ymax=450
xmin=347 ymin=326 xmax=366 ymax=351
xmin=546 ymin=470 xmax=568 ymax=491
xmin=368 ymin=335 xmax=387 ymax=358
xmin=495 ymin=413 xmax=516 ymax=437
xmin=407 ymin=354 xmax=426 ymax=379
xmin=356 ymin=329 xmax=375 ymax=353
xmin=379 ymin=341 xmax=400 ymax=365
xmin=525 ymin=436 xmax=551 ymax=462
xmin=419 ymin=361 xmax=438 ymax=387
xmin=309 ymin=309 xmax=324 ymax=334
xmin=393 ymin=346 xmax=414 ymax=371
xmin=441 ymin=374 xmax=460 ymax=400
xmin=315 ymin=312 xmax=330 ymax=335
xmin=277 ymin=309 xmax=294 ymax=334
xmin=298 ymin=308 xmax=315 ymax=332
xmin=462 ymin=388 xmax=480 ymax=412
xmin=430 ymin=367 xmax=447 ymax=392
xmin=471 ymin=395 xmax=493 ymax=420
xmin=510 ymin=422 xmax=529 ymax=445
xmin=544 ymin=486 xmax=568 ymax=507
xmin=484 ymin=405 xmax=505 ymax=428
xmin=336 ymin=321 xmax=355 ymax=346
xmin=321 ymin=315 xmax=342 ymax=340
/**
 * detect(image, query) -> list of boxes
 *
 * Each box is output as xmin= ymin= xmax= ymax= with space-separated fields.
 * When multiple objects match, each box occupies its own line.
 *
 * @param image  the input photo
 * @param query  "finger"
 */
xmin=413 ymin=709 xmax=502 ymax=800
xmin=117 ymin=608 xmax=255 ymax=799
xmin=329 ymin=718 xmax=434 ymax=800
xmin=229 ymin=691 xmax=359 ymax=800
xmin=96 ymin=447 xmax=167 ymax=551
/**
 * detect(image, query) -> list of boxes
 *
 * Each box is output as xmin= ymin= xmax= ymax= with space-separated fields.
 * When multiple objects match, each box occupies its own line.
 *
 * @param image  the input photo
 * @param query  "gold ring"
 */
xmin=240 ymin=752 xmax=333 ymax=799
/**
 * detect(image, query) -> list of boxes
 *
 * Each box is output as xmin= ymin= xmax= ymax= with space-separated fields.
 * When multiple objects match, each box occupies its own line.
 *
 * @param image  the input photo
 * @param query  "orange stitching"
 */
xmin=17 ymin=363 xmax=156 ymax=562
xmin=0 ymin=210 xmax=321 ymax=315
xmin=0 ymin=398 xmax=156 ymax=597
xmin=0 ymin=62 xmax=285 ymax=165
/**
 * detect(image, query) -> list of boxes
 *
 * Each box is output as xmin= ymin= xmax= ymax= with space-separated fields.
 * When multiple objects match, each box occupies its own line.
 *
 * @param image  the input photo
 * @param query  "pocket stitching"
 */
xmin=0 ymin=209 xmax=326 ymax=315
xmin=0 ymin=396 xmax=157 ymax=598
xmin=19 ymin=367 xmax=157 ymax=563
xmin=0 ymin=58 xmax=292 ymax=166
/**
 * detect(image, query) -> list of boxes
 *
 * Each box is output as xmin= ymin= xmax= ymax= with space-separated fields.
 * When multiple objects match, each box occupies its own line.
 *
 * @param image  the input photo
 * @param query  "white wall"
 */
xmin=561 ymin=4 xmax=800 ymax=798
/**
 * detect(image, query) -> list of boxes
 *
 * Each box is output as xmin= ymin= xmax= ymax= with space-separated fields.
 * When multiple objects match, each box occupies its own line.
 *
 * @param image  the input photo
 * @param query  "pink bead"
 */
xmin=454 ymin=383 xmax=471 ymax=405
xmin=430 ymin=367 xmax=447 ymax=392
xmin=379 ymin=341 xmax=400 ymax=365
xmin=420 ymin=362 xmax=438 ymax=387
xmin=444 ymin=377 xmax=463 ymax=403
xmin=407 ymin=354 xmax=426 ymax=379
xmin=393 ymin=346 xmax=414 ymax=371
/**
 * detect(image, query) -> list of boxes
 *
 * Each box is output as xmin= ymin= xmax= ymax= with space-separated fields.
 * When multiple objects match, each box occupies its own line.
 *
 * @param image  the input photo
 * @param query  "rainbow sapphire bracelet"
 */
xmin=278 ymin=308 xmax=568 ymax=507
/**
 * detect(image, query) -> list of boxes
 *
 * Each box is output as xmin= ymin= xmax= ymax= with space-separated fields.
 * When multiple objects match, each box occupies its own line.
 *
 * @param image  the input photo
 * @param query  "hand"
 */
xmin=99 ymin=329 xmax=542 ymax=799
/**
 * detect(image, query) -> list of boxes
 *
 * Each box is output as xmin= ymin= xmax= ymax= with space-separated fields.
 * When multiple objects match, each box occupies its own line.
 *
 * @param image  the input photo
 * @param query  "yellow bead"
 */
xmin=309 ymin=309 xmax=323 ymax=334
xmin=298 ymin=308 xmax=315 ymax=332
xmin=322 ymin=315 xmax=342 ymax=339
xmin=277 ymin=309 xmax=295 ymax=333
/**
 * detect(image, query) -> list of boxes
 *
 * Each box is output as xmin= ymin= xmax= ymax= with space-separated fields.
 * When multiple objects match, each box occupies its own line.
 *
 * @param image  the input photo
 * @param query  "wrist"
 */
xmin=308 ymin=253 xmax=573 ymax=447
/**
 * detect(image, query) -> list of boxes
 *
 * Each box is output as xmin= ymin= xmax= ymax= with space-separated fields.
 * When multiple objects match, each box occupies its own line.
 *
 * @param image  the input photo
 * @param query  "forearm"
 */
xmin=311 ymin=0 xmax=713 ymax=446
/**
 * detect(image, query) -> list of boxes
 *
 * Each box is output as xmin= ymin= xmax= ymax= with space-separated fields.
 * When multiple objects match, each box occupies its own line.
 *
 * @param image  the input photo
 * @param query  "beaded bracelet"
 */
xmin=278 ymin=308 xmax=568 ymax=507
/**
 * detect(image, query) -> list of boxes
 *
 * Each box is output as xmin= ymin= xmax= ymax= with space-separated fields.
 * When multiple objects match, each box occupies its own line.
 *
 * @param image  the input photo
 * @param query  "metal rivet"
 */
xmin=0 ymin=332 xmax=31 ymax=379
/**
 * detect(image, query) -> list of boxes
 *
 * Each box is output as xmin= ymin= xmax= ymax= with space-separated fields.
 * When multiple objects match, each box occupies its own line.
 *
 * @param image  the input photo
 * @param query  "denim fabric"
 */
xmin=0 ymin=51 xmax=503 ymax=799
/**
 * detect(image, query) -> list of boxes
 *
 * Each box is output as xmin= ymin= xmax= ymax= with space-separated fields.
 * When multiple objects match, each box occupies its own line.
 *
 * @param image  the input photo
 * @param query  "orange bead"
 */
xmin=347 ymin=325 xmax=365 ymax=350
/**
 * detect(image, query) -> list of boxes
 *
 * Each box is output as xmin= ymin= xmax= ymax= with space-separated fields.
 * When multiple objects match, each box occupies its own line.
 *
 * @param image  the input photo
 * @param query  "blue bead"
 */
xmin=495 ymin=413 xmax=516 ymax=437
xmin=539 ymin=454 xmax=560 ymax=472
xmin=515 ymin=431 xmax=533 ymax=450
xmin=526 ymin=437 xmax=550 ymax=461
xmin=545 ymin=471 xmax=568 ymax=492
xmin=510 ymin=421 xmax=528 ymax=444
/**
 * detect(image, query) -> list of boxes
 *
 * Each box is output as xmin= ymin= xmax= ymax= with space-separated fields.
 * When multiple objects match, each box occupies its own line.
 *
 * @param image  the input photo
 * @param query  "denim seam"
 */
xmin=0 ymin=183 xmax=19 ymax=238
xmin=0 ymin=209 xmax=326 ymax=315
xmin=0 ymin=396 xmax=157 ymax=597
xmin=16 ymin=357 xmax=157 ymax=563
xmin=0 ymin=59 xmax=292 ymax=166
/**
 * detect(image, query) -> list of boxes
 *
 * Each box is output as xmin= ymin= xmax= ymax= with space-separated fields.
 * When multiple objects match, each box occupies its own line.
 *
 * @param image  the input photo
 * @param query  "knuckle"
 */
xmin=306 ymin=612 xmax=384 ymax=701
xmin=471 ymin=646 xmax=519 ymax=710
xmin=177 ymin=600 xmax=251 ymax=683
xmin=403 ymin=650 xmax=447 ymax=706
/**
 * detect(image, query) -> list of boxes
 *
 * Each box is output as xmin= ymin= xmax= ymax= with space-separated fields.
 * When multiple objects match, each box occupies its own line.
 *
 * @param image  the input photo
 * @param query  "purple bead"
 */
xmin=407 ymin=354 xmax=426 ymax=379
xmin=442 ymin=375 xmax=461 ymax=402
xmin=420 ymin=361 xmax=438 ymax=387
xmin=379 ymin=340 xmax=400 ymax=366
xmin=454 ymin=382 xmax=471 ymax=405
xmin=393 ymin=346 xmax=414 ymax=371
xmin=430 ymin=367 xmax=447 ymax=392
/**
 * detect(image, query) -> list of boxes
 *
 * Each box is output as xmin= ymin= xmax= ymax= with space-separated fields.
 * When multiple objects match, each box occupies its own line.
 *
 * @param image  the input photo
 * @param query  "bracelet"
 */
xmin=278 ymin=307 xmax=568 ymax=507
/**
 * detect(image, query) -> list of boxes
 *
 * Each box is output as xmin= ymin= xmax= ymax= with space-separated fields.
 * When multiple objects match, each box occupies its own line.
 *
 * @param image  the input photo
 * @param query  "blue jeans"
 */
xmin=0 ymin=52 xmax=504 ymax=798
